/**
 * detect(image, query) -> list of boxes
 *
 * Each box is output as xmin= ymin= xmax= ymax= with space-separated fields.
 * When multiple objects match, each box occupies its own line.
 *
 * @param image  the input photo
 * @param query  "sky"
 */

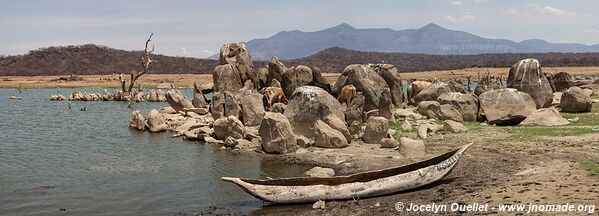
xmin=1 ymin=0 xmax=598 ymax=58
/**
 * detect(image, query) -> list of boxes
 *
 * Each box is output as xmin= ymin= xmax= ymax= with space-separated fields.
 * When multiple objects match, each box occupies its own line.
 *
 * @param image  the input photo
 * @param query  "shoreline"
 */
xmin=3 ymin=66 xmax=599 ymax=89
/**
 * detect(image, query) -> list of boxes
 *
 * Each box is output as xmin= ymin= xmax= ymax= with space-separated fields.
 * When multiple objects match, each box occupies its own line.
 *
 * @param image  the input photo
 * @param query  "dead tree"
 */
xmin=118 ymin=33 xmax=155 ymax=107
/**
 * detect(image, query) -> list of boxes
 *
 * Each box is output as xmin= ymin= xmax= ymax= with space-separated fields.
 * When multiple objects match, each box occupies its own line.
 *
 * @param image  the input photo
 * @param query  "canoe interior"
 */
xmin=241 ymin=148 xmax=460 ymax=186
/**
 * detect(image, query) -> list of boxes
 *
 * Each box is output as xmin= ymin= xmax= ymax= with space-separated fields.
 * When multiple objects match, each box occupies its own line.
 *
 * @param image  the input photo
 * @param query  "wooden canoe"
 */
xmin=222 ymin=143 xmax=473 ymax=204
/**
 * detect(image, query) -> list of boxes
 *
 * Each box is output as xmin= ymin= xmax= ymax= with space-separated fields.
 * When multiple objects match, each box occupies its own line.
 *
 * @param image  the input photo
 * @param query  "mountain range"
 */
xmin=243 ymin=23 xmax=599 ymax=60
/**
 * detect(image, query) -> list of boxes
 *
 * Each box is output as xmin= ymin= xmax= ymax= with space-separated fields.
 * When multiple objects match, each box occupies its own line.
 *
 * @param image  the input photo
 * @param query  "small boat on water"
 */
xmin=222 ymin=143 xmax=473 ymax=204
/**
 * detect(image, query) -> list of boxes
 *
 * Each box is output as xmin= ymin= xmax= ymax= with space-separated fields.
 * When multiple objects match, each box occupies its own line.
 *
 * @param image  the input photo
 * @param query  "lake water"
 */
xmin=0 ymin=88 xmax=307 ymax=215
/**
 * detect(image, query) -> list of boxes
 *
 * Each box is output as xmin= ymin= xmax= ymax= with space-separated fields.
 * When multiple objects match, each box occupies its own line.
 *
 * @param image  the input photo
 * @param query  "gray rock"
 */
xmin=272 ymin=103 xmax=286 ymax=114
xmin=332 ymin=64 xmax=389 ymax=111
xmin=443 ymin=120 xmax=468 ymax=133
xmin=192 ymin=82 xmax=208 ymax=108
xmin=560 ymin=86 xmax=592 ymax=113
xmin=436 ymin=92 xmax=479 ymax=121
xmin=438 ymin=104 xmax=464 ymax=122
xmin=362 ymin=116 xmax=389 ymax=144
xmin=146 ymin=109 xmax=169 ymax=132
xmin=520 ymin=107 xmax=570 ymax=126
xmin=295 ymin=135 xmax=312 ymax=147
xmin=305 ymin=167 xmax=335 ymax=178
xmin=547 ymin=72 xmax=574 ymax=92
xmin=259 ymin=112 xmax=298 ymax=154
xmin=267 ymin=56 xmax=287 ymax=87
xmin=345 ymin=92 xmax=365 ymax=125
xmin=238 ymin=91 xmax=266 ymax=126
xmin=224 ymin=137 xmax=238 ymax=148
xmin=413 ymin=81 xmax=467 ymax=105
xmin=314 ymin=120 xmax=348 ymax=148
xmin=129 ymin=110 xmax=145 ymax=130
xmin=281 ymin=65 xmax=313 ymax=97
xmin=213 ymin=64 xmax=243 ymax=93
xmin=399 ymin=137 xmax=425 ymax=158
xmin=166 ymin=90 xmax=194 ymax=112
xmin=394 ymin=108 xmax=423 ymax=120
xmin=417 ymin=101 xmax=441 ymax=119
xmin=369 ymin=64 xmax=403 ymax=106
xmin=479 ymin=88 xmax=537 ymax=125
xmin=284 ymin=86 xmax=346 ymax=139
xmin=507 ymin=58 xmax=553 ymax=109
xmin=378 ymin=88 xmax=395 ymax=121
xmin=213 ymin=116 xmax=244 ymax=140
xmin=380 ymin=137 xmax=399 ymax=148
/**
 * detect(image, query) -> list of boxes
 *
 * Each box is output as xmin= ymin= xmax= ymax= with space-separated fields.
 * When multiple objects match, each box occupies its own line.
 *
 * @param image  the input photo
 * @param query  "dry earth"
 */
xmin=2 ymin=66 xmax=598 ymax=89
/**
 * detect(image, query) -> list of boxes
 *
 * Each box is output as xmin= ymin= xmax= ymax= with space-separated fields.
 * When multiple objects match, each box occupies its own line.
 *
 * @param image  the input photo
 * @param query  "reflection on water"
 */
xmin=0 ymin=88 xmax=307 ymax=216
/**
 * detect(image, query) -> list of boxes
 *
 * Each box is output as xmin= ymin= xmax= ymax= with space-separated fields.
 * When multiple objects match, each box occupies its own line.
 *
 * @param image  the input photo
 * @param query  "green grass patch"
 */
xmin=580 ymin=162 xmax=599 ymax=176
xmin=503 ymin=127 xmax=598 ymax=141
xmin=560 ymin=105 xmax=599 ymax=126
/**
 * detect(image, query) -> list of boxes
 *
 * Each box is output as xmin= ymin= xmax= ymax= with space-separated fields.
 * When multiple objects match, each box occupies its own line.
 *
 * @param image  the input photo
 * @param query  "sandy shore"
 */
xmin=3 ymin=67 xmax=598 ymax=89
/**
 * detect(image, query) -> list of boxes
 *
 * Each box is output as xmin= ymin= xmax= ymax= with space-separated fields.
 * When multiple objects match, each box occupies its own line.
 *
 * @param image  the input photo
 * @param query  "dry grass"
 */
xmin=2 ymin=66 xmax=598 ymax=88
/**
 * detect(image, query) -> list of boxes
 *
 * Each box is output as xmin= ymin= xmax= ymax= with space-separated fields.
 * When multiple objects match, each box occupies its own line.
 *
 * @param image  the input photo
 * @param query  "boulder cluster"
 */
xmin=50 ymin=89 xmax=170 ymax=102
xmin=127 ymin=43 xmax=597 ymax=158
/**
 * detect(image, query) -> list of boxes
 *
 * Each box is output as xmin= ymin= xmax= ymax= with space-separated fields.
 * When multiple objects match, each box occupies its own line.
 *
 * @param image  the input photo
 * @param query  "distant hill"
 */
xmin=284 ymin=47 xmax=599 ymax=73
xmin=2 ymin=44 xmax=599 ymax=76
xmin=245 ymin=23 xmax=599 ymax=60
xmin=0 ymin=44 xmax=218 ymax=76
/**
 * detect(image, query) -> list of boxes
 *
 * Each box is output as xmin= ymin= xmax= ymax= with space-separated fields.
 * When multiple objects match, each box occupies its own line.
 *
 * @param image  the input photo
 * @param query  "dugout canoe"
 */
xmin=222 ymin=143 xmax=473 ymax=204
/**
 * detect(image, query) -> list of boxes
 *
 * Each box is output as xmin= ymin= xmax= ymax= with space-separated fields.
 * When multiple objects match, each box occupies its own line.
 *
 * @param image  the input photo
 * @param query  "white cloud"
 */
xmin=450 ymin=1 xmax=463 ymax=6
xmin=445 ymin=14 xmax=475 ymax=22
xmin=534 ymin=6 xmax=576 ymax=17
xmin=180 ymin=48 xmax=216 ymax=58
xmin=473 ymin=0 xmax=489 ymax=3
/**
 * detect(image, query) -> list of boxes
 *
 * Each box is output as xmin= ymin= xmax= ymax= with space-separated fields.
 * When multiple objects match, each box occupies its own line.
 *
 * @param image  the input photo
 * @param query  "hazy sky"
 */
xmin=1 ymin=0 xmax=598 ymax=58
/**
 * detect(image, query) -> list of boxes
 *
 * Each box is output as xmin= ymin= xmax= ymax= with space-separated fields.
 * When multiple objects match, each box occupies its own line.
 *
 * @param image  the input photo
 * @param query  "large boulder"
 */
xmin=146 ymin=109 xmax=169 ymax=132
xmin=129 ymin=110 xmax=146 ymax=130
xmin=166 ymin=90 xmax=194 ymax=112
xmin=238 ymin=91 xmax=266 ymax=126
xmin=560 ymin=86 xmax=592 ymax=113
xmin=407 ymin=81 xmax=433 ymax=105
xmin=438 ymin=104 xmax=464 ymax=122
xmin=378 ymin=88 xmax=395 ymax=121
xmin=436 ymin=92 xmax=479 ymax=121
xmin=399 ymin=137 xmax=425 ymax=158
xmin=362 ymin=116 xmax=389 ymax=144
xmin=210 ymin=91 xmax=241 ymax=120
xmin=368 ymin=64 xmax=403 ymax=106
xmin=507 ymin=58 xmax=553 ymax=109
xmin=520 ymin=107 xmax=570 ymax=126
xmin=259 ymin=112 xmax=298 ymax=154
xmin=417 ymin=101 xmax=441 ymax=119
xmin=345 ymin=92 xmax=365 ymax=125
xmin=267 ymin=56 xmax=287 ymax=87
xmin=479 ymin=88 xmax=537 ymax=125
xmin=219 ymin=43 xmax=258 ymax=89
xmin=413 ymin=81 xmax=466 ymax=105
xmin=213 ymin=64 xmax=243 ymax=93
xmin=333 ymin=64 xmax=389 ymax=111
xmin=281 ymin=65 xmax=313 ymax=97
xmin=192 ymin=82 xmax=208 ymax=108
xmin=474 ymin=75 xmax=503 ymax=96
xmin=213 ymin=116 xmax=244 ymax=140
xmin=547 ymin=72 xmax=574 ymax=92
xmin=284 ymin=86 xmax=346 ymax=139
xmin=443 ymin=120 xmax=468 ymax=133
xmin=314 ymin=120 xmax=348 ymax=148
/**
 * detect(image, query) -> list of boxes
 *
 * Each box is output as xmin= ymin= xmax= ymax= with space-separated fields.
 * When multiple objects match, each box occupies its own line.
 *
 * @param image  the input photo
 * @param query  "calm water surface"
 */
xmin=0 ymin=88 xmax=306 ymax=215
